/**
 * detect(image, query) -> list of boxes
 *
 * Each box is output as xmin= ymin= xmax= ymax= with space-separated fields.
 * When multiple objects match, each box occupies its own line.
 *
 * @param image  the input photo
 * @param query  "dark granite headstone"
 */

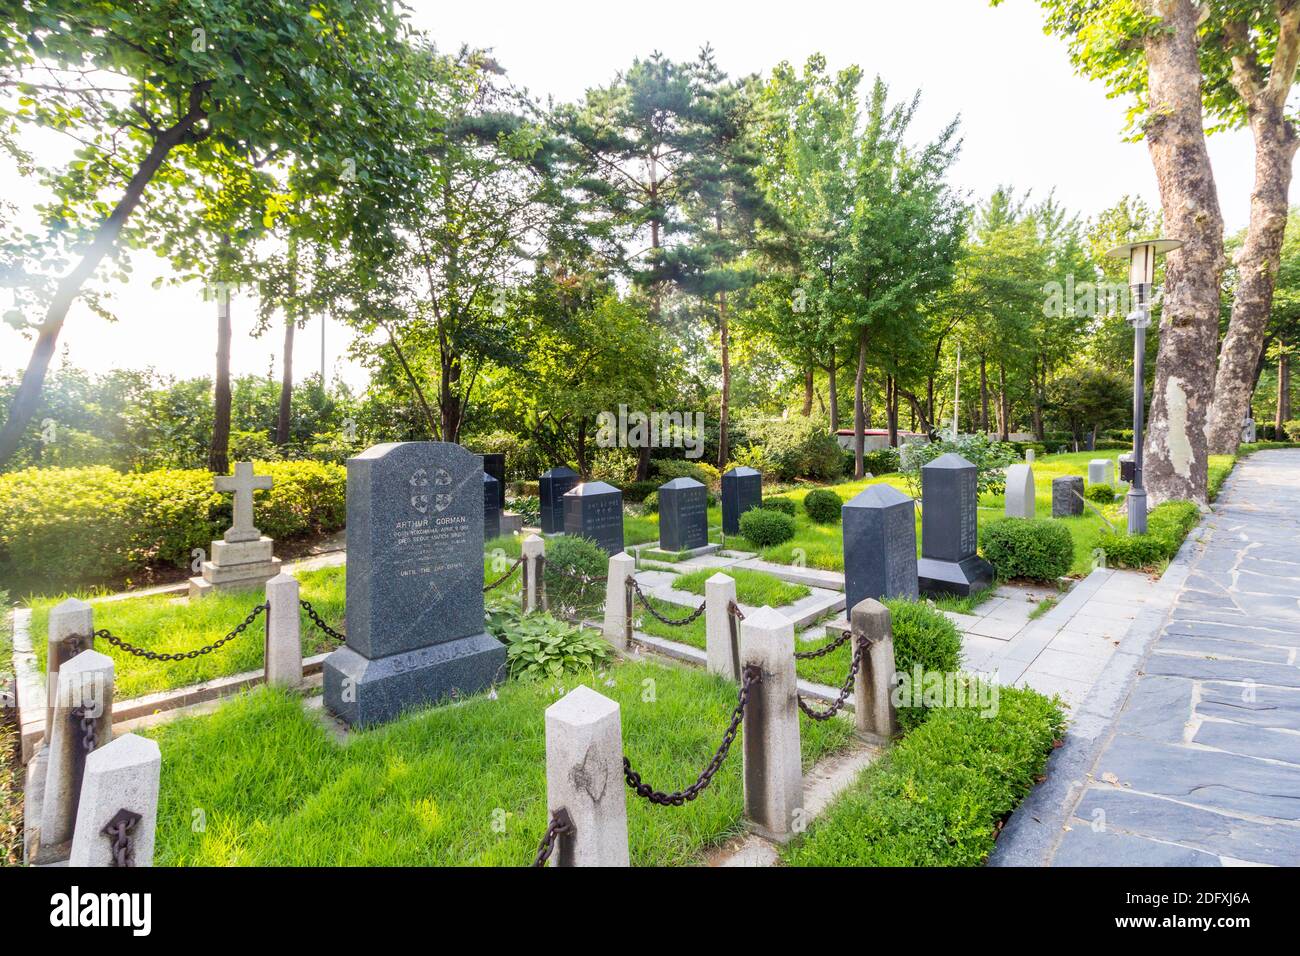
xmin=483 ymin=472 xmax=501 ymax=540
xmin=563 ymin=481 xmax=624 ymax=553
xmin=658 ymin=477 xmax=709 ymax=551
xmin=539 ymin=465 xmax=580 ymax=534
xmin=721 ymin=466 xmax=762 ymax=535
xmin=480 ymin=453 xmax=506 ymax=509
xmin=917 ymin=453 xmax=993 ymax=597
xmin=323 ymin=442 xmax=505 ymax=727
xmin=1052 ymin=475 xmax=1085 ymax=517
xmin=843 ymin=484 xmax=919 ymax=609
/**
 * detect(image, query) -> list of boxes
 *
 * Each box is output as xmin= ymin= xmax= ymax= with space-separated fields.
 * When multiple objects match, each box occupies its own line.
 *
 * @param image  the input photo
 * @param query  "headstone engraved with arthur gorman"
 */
xmin=323 ymin=442 xmax=505 ymax=728
xmin=916 ymin=453 xmax=993 ymax=598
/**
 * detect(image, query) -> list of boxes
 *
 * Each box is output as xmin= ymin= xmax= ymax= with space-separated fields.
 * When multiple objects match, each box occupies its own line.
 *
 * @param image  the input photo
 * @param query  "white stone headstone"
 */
xmin=1088 ymin=458 xmax=1114 ymax=486
xmin=1005 ymin=464 xmax=1036 ymax=519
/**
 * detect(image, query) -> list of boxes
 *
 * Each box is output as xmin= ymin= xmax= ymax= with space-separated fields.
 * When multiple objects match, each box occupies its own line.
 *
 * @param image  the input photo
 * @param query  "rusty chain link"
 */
xmin=794 ymin=628 xmax=852 ymax=660
xmin=300 ymin=598 xmax=346 ymax=642
xmin=94 ymin=602 xmax=267 ymax=662
xmin=102 ymin=808 xmax=141 ymax=867
xmin=483 ymin=555 xmax=525 ymax=593
xmin=727 ymin=600 xmax=745 ymax=622
xmin=70 ymin=705 xmax=97 ymax=753
xmin=798 ymin=637 xmax=866 ymax=721
xmin=624 ymin=664 xmax=761 ymax=806
xmin=628 ymin=576 xmax=706 ymax=628
xmin=531 ymin=807 xmax=574 ymax=867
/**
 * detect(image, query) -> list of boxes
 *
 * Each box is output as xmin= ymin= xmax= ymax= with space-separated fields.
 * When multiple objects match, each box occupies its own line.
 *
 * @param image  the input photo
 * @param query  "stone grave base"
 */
xmin=322 ymin=634 xmax=506 ymax=728
xmin=188 ymin=535 xmax=280 ymax=599
xmin=637 ymin=542 xmax=721 ymax=561
xmin=917 ymin=554 xmax=994 ymax=598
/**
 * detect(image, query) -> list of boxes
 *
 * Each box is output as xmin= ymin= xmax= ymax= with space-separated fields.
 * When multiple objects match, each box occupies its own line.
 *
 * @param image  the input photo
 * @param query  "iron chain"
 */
xmin=103 ymin=808 xmax=141 ymax=867
xmin=727 ymin=601 xmax=745 ymax=622
xmin=624 ymin=664 xmax=761 ymax=806
xmin=794 ymin=628 xmax=852 ymax=660
xmin=300 ymin=598 xmax=346 ymax=642
xmin=71 ymin=705 xmax=97 ymax=753
xmin=629 ymin=577 xmax=706 ymax=628
xmin=798 ymin=638 xmax=866 ymax=721
xmin=483 ymin=555 xmax=525 ymax=593
xmin=95 ymin=602 xmax=267 ymax=662
xmin=531 ymin=807 xmax=574 ymax=867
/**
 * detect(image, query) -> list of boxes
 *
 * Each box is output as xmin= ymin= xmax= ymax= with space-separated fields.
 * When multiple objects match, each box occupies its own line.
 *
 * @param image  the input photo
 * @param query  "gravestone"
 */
xmin=562 ymin=481 xmax=624 ymax=554
xmin=480 ymin=453 xmax=506 ymax=509
xmin=323 ymin=442 xmax=505 ymax=727
xmin=483 ymin=472 xmax=501 ymax=540
xmin=843 ymin=484 xmax=919 ymax=608
xmin=721 ymin=466 xmax=762 ymax=535
xmin=1025 ymin=447 xmax=1036 ymax=464
xmin=917 ymin=453 xmax=993 ymax=597
xmin=539 ymin=466 xmax=580 ymax=534
xmin=658 ymin=477 xmax=709 ymax=551
xmin=1241 ymin=417 xmax=1257 ymax=443
xmin=1088 ymin=458 xmax=1114 ymax=486
xmin=1052 ymin=475 xmax=1085 ymax=517
xmin=1005 ymin=464 xmax=1036 ymax=519
xmin=188 ymin=461 xmax=281 ymax=598
xmin=1119 ymin=453 xmax=1135 ymax=483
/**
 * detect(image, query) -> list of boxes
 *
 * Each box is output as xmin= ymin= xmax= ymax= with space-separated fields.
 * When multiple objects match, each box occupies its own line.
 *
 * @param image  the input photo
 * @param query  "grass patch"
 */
xmin=1028 ymin=596 xmax=1058 ymax=621
xmin=671 ymin=568 xmax=810 ymax=607
xmin=148 ymin=660 xmax=852 ymax=865
xmin=1 ymin=587 xmax=20 ymax=865
xmin=783 ymin=683 xmax=1066 ymax=866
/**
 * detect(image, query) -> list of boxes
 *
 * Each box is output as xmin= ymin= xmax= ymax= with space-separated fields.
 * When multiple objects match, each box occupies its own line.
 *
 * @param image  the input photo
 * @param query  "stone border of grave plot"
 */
xmin=10 ymin=607 xmax=330 ymax=763
xmin=987 ymin=517 xmax=1207 ymax=867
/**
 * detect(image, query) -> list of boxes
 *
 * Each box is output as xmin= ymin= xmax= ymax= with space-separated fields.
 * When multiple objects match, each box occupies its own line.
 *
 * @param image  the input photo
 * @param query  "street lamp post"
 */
xmin=1106 ymin=239 xmax=1183 ymax=535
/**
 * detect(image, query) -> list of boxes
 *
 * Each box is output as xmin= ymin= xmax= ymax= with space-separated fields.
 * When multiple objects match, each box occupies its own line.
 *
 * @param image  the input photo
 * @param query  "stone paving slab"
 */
xmin=994 ymin=450 xmax=1300 ymax=867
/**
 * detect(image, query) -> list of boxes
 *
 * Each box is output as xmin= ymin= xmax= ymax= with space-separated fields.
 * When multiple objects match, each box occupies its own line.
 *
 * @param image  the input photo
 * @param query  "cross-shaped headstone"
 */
xmin=215 ymin=461 xmax=274 ymax=543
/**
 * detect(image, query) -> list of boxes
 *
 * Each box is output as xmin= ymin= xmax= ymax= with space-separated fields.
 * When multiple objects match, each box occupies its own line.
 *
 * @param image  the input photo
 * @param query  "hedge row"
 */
xmin=0 ymin=461 xmax=346 ymax=589
xmin=1096 ymin=500 xmax=1200 ymax=569
xmin=784 ymin=683 xmax=1066 ymax=866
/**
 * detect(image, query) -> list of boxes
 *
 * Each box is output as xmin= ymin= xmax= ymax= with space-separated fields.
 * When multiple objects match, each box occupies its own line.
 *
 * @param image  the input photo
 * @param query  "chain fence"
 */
xmin=531 ymin=807 xmax=574 ymax=867
xmin=482 ymin=555 xmax=525 ymax=594
xmin=797 ymin=637 xmax=865 ymax=721
xmin=300 ymin=598 xmax=346 ymax=642
xmin=627 ymin=576 xmax=706 ymax=628
xmin=91 ymin=602 xmax=268 ymax=662
xmin=794 ymin=628 xmax=852 ymax=660
xmin=102 ymin=808 xmax=141 ymax=867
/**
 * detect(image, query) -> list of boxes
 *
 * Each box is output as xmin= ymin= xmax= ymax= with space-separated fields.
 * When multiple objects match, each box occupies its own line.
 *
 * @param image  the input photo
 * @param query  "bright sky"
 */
xmin=0 ymin=0 xmax=1269 ymax=392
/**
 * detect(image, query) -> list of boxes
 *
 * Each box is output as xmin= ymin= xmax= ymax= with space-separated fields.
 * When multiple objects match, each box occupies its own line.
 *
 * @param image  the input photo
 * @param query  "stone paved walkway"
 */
xmin=1000 ymin=449 xmax=1300 ymax=867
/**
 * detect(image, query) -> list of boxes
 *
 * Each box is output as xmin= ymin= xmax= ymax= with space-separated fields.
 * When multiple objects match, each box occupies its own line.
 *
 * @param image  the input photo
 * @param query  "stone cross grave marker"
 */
xmin=658 ymin=477 xmax=709 ymax=551
xmin=721 ymin=466 xmax=762 ymax=536
xmin=917 ymin=453 xmax=993 ymax=597
xmin=539 ymin=466 xmax=580 ymax=534
xmin=190 ymin=461 xmax=280 ymax=598
xmin=563 ymin=481 xmax=624 ymax=554
xmin=217 ymin=461 xmax=274 ymax=542
xmin=322 ymin=442 xmax=505 ymax=727
xmin=843 ymin=484 xmax=919 ymax=608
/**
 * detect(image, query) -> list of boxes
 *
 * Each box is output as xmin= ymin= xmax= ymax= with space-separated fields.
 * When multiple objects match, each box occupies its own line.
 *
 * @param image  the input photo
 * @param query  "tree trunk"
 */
xmin=636 ymin=443 xmax=651 ymax=481
xmin=275 ymin=317 xmax=295 ymax=446
xmin=998 ymin=363 xmax=1010 ymax=442
xmin=717 ymin=289 xmax=730 ymax=470
xmin=576 ymin=415 xmax=588 ymax=478
xmin=827 ymin=348 xmax=839 ymax=429
xmin=853 ymin=327 xmax=868 ymax=479
xmin=1141 ymin=0 xmax=1227 ymax=506
xmin=886 ymin=374 xmax=899 ymax=447
xmin=0 ymin=87 xmax=209 ymax=467
xmin=209 ymin=282 xmax=232 ymax=474
xmin=802 ymin=364 xmax=814 ymax=417
xmin=1278 ymin=352 xmax=1292 ymax=433
xmin=1206 ymin=112 xmax=1299 ymax=453
xmin=979 ymin=356 xmax=990 ymax=433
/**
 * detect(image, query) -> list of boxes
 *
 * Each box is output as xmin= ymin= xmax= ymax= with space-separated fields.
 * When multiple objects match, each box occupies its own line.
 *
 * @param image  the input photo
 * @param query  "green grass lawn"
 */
xmin=0 ymin=585 xmax=19 ymax=866
xmin=671 ymin=568 xmax=810 ymax=606
xmin=148 ymin=659 xmax=852 ymax=866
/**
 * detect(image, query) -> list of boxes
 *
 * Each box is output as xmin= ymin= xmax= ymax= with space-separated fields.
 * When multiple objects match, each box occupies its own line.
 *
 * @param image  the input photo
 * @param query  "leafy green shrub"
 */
xmin=509 ymin=495 xmax=540 ymax=524
xmin=979 ymin=519 xmax=1073 ymax=583
xmin=486 ymin=604 xmax=613 ymax=681
xmin=653 ymin=458 xmax=720 ymax=487
xmin=883 ymin=598 xmax=963 ymax=732
xmin=619 ymin=480 xmax=659 ymax=503
xmin=900 ymin=433 xmax=1018 ymax=497
xmin=843 ymin=447 xmax=902 ymax=477
xmin=1093 ymin=439 xmax=1132 ymax=451
xmin=469 ymin=430 xmax=547 ymax=482
xmin=1085 ymin=484 xmax=1117 ymax=503
xmin=783 ymin=684 xmax=1065 ymax=866
xmin=642 ymin=491 xmax=659 ymax=514
xmin=739 ymin=508 xmax=796 ymax=547
xmin=761 ymin=496 xmax=797 ymax=515
xmin=1284 ymin=420 xmax=1300 ymax=442
xmin=1097 ymin=500 xmax=1200 ymax=568
xmin=543 ymin=535 xmax=610 ymax=614
xmin=748 ymin=416 xmax=843 ymax=481
xmin=0 ymin=460 xmax=345 ymax=588
xmin=803 ymin=489 xmax=842 ymax=524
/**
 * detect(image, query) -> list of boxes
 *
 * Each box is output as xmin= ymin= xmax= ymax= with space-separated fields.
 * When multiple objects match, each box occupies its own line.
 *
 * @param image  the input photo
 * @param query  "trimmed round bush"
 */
xmin=739 ymin=508 xmax=796 ymax=547
xmin=1085 ymin=484 xmax=1116 ymax=504
xmin=979 ymin=518 xmax=1074 ymax=582
xmin=543 ymin=534 xmax=610 ymax=612
xmin=1097 ymin=500 xmax=1200 ymax=569
xmin=642 ymin=491 xmax=659 ymax=514
xmin=761 ymin=496 xmax=797 ymax=516
xmin=882 ymin=598 xmax=963 ymax=732
xmin=803 ymin=489 xmax=842 ymax=524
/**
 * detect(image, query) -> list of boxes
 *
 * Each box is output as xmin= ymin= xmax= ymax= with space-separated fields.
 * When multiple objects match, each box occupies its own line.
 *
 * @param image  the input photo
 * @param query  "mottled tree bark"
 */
xmin=1278 ymin=351 xmax=1293 ymax=432
xmin=1205 ymin=8 xmax=1300 ymax=454
xmin=1141 ymin=0 xmax=1227 ymax=505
